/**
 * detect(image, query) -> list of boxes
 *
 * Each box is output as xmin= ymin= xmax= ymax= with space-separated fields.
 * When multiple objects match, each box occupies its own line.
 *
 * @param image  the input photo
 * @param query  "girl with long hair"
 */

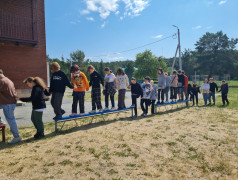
xmin=20 ymin=77 xmax=50 ymax=139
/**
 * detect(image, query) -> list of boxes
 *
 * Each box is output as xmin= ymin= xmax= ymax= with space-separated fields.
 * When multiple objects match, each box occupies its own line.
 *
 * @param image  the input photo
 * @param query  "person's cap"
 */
xmin=144 ymin=76 xmax=150 ymax=81
xmin=0 ymin=69 xmax=3 ymax=74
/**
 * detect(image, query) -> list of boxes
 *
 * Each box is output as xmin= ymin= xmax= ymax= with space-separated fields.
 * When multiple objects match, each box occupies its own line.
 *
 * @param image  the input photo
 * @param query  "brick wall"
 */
xmin=0 ymin=0 xmax=47 ymax=96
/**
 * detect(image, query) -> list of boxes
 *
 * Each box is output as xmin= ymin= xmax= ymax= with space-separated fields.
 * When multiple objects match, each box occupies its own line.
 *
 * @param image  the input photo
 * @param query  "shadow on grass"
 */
xmin=0 ymin=104 xmax=190 ymax=150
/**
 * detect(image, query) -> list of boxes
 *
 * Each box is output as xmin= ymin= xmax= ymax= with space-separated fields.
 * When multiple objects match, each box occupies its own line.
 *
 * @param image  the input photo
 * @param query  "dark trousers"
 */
xmin=192 ymin=93 xmax=198 ymax=105
xmin=158 ymin=89 xmax=164 ymax=102
xmin=72 ymin=92 xmax=85 ymax=114
xmin=51 ymin=92 xmax=64 ymax=118
xmin=170 ymin=87 xmax=177 ymax=100
xmin=141 ymin=99 xmax=150 ymax=114
xmin=132 ymin=95 xmax=139 ymax=116
xmin=183 ymin=87 xmax=188 ymax=100
xmin=222 ymin=93 xmax=229 ymax=105
xmin=209 ymin=92 xmax=216 ymax=103
xmin=91 ymin=88 xmax=102 ymax=110
xmin=118 ymin=89 xmax=126 ymax=109
xmin=31 ymin=110 xmax=44 ymax=134
xmin=105 ymin=94 xmax=115 ymax=108
xmin=151 ymin=100 xmax=156 ymax=114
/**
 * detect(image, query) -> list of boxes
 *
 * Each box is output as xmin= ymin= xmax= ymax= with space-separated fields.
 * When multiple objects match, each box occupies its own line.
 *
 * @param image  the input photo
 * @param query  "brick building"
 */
xmin=0 ymin=0 xmax=47 ymax=96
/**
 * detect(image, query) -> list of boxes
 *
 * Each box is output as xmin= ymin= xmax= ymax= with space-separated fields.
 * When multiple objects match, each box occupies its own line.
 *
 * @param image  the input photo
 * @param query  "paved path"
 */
xmin=0 ymin=92 xmax=210 ymax=127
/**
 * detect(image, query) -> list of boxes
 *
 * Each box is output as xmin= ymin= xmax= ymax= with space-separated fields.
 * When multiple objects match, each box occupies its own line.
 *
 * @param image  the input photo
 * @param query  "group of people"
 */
xmin=0 ymin=63 xmax=230 ymax=144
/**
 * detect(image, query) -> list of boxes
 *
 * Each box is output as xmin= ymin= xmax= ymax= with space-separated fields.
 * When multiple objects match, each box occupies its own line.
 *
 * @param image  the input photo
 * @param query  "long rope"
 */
xmin=87 ymin=33 xmax=177 ymax=58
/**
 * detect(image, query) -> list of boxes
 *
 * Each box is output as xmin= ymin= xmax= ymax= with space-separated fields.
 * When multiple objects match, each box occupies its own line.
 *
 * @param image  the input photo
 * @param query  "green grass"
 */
xmin=188 ymin=80 xmax=238 ymax=86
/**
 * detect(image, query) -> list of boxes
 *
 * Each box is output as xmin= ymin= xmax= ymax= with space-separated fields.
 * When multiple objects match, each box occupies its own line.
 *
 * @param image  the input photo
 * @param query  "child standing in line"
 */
xmin=177 ymin=70 xmax=185 ymax=101
xmin=103 ymin=67 xmax=117 ymax=111
xmin=20 ymin=77 xmax=50 ymax=139
xmin=209 ymin=78 xmax=218 ymax=105
xmin=116 ymin=68 xmax=129 ymax=109
xmin=164 ymin=73 xmax=171 ymax=103
xmin=200 ymin=79 xmax=210 ymax=106
xmin=49 ymin=62 xmax=73 ymax=120
xmin=157 ymin=68 xmax=166 ymax=104
xmin=150 ymin=80 xmax=158 ymax=114
xmin=191 ymin=80 xmax=200 ymax=106
xmin=141 ymin=76 xmax=152 ymax=117
xmin=219 ymin=80 xmax=229 ymax=106
xmin=170 ymin=70 xmax=178 ymax=102
xmin=70 ymin=65 xmax=89 ymax=116
xmin=129 ymin=77 xmax=143 ymax=117
xmin=87 ymin=65 xmax=104 ymax=114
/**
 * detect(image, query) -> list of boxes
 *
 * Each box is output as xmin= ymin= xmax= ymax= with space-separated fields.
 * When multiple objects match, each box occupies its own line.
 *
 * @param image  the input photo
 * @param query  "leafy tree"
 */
xmin=133 ymin=50 xmax=167 ymax=79
xmin=195 ymin=31 xmax=238 ymax=77
xmin=70 ymin=50 xmax=85 ymax=65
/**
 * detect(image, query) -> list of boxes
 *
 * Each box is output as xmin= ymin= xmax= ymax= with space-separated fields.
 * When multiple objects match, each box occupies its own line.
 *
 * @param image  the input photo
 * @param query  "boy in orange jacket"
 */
xmin=70 ymin=65 xmax=89 ymax=116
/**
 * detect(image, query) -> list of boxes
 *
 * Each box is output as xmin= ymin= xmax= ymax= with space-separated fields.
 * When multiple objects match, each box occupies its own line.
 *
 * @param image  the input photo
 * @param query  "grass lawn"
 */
xmin=0 ymin=88 xmax=237 ymax=179
xmin=189 ymin=80 xmax=238 ymax=87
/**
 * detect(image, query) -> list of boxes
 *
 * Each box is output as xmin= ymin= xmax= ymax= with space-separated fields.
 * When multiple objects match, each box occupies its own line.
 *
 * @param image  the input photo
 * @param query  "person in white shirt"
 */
xmin=200 ymin=79 xmax=210 ymax=106
xmin=116 ymin=68 xmax=129 ymax=109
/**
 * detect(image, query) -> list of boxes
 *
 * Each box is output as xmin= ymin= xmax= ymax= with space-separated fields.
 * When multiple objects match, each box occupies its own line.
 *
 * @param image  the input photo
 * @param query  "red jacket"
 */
xmin=184 ymin=75 xmax=188 ymax=87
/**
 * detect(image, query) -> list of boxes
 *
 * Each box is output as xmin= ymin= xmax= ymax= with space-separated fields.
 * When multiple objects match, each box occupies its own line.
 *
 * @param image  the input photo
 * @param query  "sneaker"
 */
xmin=144 ymin=113 xmax=148 ymax=117
xmin=61 ymin=110 xmax=66 ymax=115
xmin=98 ymin=109 xmax=104 ymax=113
xmin=34 ymin=133 xmax=45 ymax=140
xmin=130 ymin=104 xmax=135 ymax=108
xmin=161 ymin=101 xmax=164 ymax=104
xmin=156 ymin=101 xmax=160 ymax=104
xmin=8 ymin=137 xmax=22 ymax=144
xmin=79 ymin=113 xmax=85 ymax=116
xmin=141 ymin=113 xmax=145 ymax=117
xmin=89 ymin=110 xmax=96 ymax=114
xmin=69 ymin=113 xmax=77 ymax=117
xmin=208 ymin=103 xmax=211 ymax=106
xmin=111 ymin=107 xmax=116 ymax=111
xmin=227 ymin=102 xmax=230 ymax=105
xmin=164 ymin=101 xmax=168 ymax=103
xmin=53 ymin=116 xmax=62 ymax=120
xmin=103 ymin=107 xmax=109 ymax=111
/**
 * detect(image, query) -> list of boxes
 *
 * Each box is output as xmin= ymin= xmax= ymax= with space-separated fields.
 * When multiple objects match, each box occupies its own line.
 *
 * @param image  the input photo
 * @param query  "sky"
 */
xmin=45 ymin=0 xmax=238 ymax=62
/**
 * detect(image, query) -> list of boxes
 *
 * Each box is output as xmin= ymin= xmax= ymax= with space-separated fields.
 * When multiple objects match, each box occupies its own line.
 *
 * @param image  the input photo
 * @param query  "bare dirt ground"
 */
xmin=1 ymin=104 xmax=238 ymax=180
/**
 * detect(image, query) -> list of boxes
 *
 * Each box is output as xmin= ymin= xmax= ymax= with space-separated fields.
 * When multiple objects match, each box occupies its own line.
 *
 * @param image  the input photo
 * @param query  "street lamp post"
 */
xmin=158 ymin=57 xmax=161 ymax=69
xmin=172 ymin=25 xmax=182 ymax=70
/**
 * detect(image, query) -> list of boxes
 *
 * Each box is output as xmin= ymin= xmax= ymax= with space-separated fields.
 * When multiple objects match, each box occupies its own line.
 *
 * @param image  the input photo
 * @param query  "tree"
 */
xmin=133 ymin=50 xmax=167 ymax=79
xmin=195 ymin=31 xmax=238 ymax=77
xmin=125 ymin=61 xmax=134 ymax=80
xmin=70 ymin=50 xmax=85 ymax=65
xmin=99 ymin=59 xmax=105 ymax=77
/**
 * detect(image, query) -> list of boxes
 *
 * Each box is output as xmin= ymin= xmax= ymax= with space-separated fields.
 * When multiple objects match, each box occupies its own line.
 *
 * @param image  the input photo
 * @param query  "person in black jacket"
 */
xmin=191 ymin=80 xmax=201 ymax=106
xmin=87 ymin=65 xmax=104 ymax=113
xmin=129 ymin=77 xmax=143 ymax=117
xmin=20 ymin=77 xmax=50 ymax=139
xmin=49 ymin=62 xmax=73 ymax=120
xmin=177 ymin=70 xmax=185 ymax=101
xmin=219 ymin=80 xmax=229 ymax=106
xmin=209 ymin=78 xmax=218 ymax=105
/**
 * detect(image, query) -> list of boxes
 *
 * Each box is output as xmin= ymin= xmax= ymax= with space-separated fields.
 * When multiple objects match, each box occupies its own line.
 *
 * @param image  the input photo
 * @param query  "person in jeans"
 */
xmin=177 ymin=70 xmax=185 ymax=101
xmin=150 ymin=80 xmax=158 ymax=114
xmin=141 ymin=76 xmax=152 ymax=117
xmin=219 ymin=80 xmax=229 ymax=106
xmin=170 ymin=71 xmax=178 ymax=102
xmin=157 ymin=68 xmax=166 ymax=104
xmin=49 ymin=62 xmax=73 ymax=120
xmin=116 ymin=68 xmax=129 ymax=109
xmin=200 ymin=79 xmax=210 ymax=106
xmin=103 ymin=67 xmax=117 ymax=111
xmin=20 ymin=77 xmax=50 ymax=139
xmin=87 ymin=65 xmax=104 ymax=114
xmin=70 ymin=65 xmax=89 ymax=116
xmin=129 ymin=77 xmax=143 ymax=117
xmin=182 ymin=71 xmax=189 ymax=100
xmin=209 ymin=78 xmax=218 ymax=105
xmin=164 ymin=73 xmax=171 ymax=103
xmin=0 ymin=69 xmax=21 ymax=144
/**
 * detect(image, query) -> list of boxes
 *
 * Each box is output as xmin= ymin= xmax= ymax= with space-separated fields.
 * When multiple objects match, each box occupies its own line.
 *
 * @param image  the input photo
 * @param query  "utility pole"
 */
xmin=170 ymin=25 xmax=182 ymax=75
